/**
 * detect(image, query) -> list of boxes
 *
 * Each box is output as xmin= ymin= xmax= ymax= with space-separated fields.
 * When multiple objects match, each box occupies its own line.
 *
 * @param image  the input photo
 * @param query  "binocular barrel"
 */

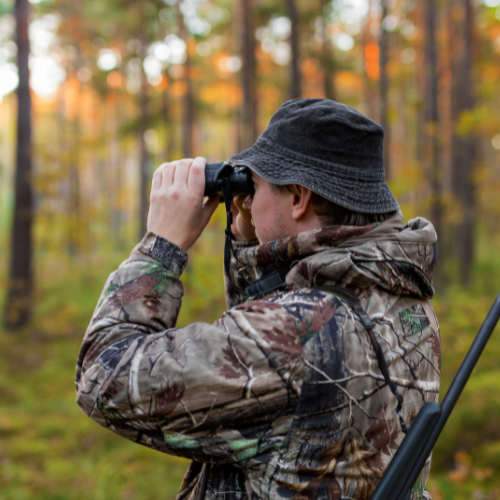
xmin=204 ymin=162 xmax=255 ymax=199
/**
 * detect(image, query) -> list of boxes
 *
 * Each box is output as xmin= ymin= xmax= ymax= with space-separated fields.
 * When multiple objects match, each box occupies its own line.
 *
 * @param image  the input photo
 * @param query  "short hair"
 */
xmin=271 ymin=183 xmax=397 ymax=227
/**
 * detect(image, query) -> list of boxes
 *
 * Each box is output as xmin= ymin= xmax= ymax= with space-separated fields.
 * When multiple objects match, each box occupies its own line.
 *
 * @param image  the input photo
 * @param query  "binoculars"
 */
xmin=204 ymin=162 xmax=254 ymax=200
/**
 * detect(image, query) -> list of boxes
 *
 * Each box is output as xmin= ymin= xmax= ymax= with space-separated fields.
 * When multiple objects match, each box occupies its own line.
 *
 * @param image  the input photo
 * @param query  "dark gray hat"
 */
xmin=227 ymin=98 xmax=399 ymax=214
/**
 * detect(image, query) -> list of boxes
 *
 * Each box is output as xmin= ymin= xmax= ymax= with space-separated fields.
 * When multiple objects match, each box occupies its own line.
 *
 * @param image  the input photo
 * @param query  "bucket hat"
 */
xmin=227 ymin=98 xmax=399 ymax=214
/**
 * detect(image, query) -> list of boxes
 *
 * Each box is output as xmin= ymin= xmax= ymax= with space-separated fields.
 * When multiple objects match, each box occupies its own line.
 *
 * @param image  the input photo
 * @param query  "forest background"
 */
xmin=1 ymin=0 xmax=500 ymax=498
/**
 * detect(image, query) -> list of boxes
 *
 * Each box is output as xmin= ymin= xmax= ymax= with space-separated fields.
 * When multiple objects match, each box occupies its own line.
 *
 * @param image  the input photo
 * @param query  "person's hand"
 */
xmin=231 ymin=194 xmax=256 ymax=242
xmin=147 ymin=157 xmax=219 ymax=251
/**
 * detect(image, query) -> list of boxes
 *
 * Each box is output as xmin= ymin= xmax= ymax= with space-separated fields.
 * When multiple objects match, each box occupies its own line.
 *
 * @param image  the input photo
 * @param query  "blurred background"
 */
xmin=1 ymin=0 xmax=500 ymax=498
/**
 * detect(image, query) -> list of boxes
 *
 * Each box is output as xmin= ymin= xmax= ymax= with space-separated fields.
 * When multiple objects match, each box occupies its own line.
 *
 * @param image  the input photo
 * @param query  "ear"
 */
xmin=290 ymin=185 xmax=314 ymax=220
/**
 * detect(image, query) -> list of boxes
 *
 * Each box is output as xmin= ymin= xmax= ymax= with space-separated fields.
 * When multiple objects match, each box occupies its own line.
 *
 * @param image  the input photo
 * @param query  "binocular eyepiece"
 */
xmin=204 ymin=162 xmax=255 ymax=201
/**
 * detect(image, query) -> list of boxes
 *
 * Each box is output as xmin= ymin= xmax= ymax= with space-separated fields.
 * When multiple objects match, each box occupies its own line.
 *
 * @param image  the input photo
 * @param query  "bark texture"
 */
xmin=5 ymin=0 xmax=33 ymax=330
xmin=138 ymin=56 xmax=150 ymax=240
xmin=424 ymin=0 xmax=442 ymax=257
xmin=285 ymin=0 xmax=301 ymax=100
xmin=177 ymin=4 xmax=194 ymax=158
xmin=321 ymin=0 xmax=335 ymax=100
xmin=379 ymin=0 xmax=391 ymax=179
xmin=451 ymin=0 xmax=476 ymax=284
xmin=240 ymin=0 xmax=258 ymax=149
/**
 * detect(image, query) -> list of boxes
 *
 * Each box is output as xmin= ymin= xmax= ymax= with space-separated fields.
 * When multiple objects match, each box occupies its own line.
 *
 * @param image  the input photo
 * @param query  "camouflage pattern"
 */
xmin=76 ymin=211 xmax=440 ymax=500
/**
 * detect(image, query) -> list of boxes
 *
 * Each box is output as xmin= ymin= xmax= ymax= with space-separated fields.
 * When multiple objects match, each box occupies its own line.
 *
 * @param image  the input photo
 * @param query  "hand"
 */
xmin=147 ymin=157 xmax=219 ymax=251
xmin=231 ymin=194 xmax=256 ymax=242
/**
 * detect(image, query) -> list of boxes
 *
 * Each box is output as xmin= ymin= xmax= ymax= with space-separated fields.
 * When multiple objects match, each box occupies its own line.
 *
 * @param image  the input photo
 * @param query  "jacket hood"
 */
xmin=231 ymin=211 xmax=438 ymax=299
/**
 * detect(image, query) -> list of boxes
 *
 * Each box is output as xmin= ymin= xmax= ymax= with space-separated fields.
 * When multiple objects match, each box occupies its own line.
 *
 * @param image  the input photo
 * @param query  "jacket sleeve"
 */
xmin=75 ymin=232 xmax=302 ymax=464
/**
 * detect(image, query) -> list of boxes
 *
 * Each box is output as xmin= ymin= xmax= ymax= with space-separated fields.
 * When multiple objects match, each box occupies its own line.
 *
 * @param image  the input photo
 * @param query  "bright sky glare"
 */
xmin=334 ymin=33 xmax=354 ymax=51
xmin=0 ymin=13 xmax=65 ymax=101
xmin=272 ymin=42 xmax=291 ymax=65
xmin=30 ymin=55 xmax=66 ymax=98
xmin=180 ymin=0 xmax=211 ymax=36
xmin=165 ymin=34 xmax=187 ymax=64
xmin=0 ymin=63 xmax=18 ymax=102
xmin=98 ymin=49 xmax=121 ymax=71
xmin=338 ymin=0 xmax=370 ymax=23
xmin=151 ymin=41 xmax=171 ymax=62
xmin=143 ymin=55 xmax=163 ymax=78
xmin=269 ymin=17 xmax=291 ymax=40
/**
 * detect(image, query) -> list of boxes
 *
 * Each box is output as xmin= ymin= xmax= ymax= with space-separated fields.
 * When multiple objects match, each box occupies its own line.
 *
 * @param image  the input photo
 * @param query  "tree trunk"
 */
xmin=362 ymin=2 xmax=377 ymax=120
xmin=451 ymin=0 xmax=475 ymax=284
xmin=69 ymin=71 xmax=81 ymax=256
xmin=176 ymin=4 xmax=194 ymax=158
xmin=138 ymin=60 xmax=150 ymax=240
xmin=4 ymin=0 xmax=33 ymax=330
xmin=161 ymin=74 xmax=170 ymax=161
xmin=182 ymin=53 xmax=194 ymax=158
xmin=423 ymin=0 xmax=445 ymax=291
xmin=240 ymin=0 xmax=258 ymax=149
xmin=321 ymin=0 xmax=335 ymax=100
xmin=379 ymin=0 xmax=391 ymax=179
xmin=414 ymin=6 xmax=426 ymax=167
xmin=110 ymin=95 xmax=124 ymax=242
xmin=285 ymin=0 xmax=301 ymax=100
xmin=424 ymin=0 xmax=442 ymax=248
xmin=68 ymin=2 xmax=82 ymax=256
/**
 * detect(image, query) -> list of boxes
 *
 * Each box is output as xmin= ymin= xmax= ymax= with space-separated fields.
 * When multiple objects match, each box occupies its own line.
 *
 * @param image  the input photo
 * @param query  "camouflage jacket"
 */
xmin=76 ymin=211 xmax=440 ymax=500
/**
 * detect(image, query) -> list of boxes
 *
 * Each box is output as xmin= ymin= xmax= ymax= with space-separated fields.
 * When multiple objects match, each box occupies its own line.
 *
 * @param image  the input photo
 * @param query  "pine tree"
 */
xmin=4 ymin=0 xmax=33 ymax=330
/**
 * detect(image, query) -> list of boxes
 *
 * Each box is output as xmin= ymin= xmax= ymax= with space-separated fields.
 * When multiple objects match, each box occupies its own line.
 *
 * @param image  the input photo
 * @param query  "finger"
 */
xmin=188 ymin=157 xmax=207 ymax=194
xmin=151 ymin=167 xmax=163 ymax=192
xmin=201 ymin=195 xmax=220 ymax=226
xmin=233 ymin=195 xmax=247 ymax=212
xmin=154 ymin=162 xmax=173 ymax=189
xmin=173 ymin=158 xmax=193 ymax=187
xmin=161 ymin=162 xmax=176 ymax=188
xmin=234 ymin=194 xmax=253 ymax=222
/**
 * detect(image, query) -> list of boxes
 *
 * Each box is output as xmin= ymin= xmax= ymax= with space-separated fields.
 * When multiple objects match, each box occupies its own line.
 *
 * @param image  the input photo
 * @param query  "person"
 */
xmin=75 ymin=98 xmax=440 ymax=500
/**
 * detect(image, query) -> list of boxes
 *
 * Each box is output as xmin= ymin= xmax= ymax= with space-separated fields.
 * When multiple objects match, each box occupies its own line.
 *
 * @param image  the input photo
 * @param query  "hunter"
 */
xmin=76 ymin=98 xmax=440 ymax=500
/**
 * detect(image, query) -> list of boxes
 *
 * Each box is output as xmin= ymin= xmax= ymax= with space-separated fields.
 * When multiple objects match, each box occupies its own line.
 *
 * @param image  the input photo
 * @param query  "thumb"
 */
xmin=201 ymin=196 xmax=220 ymax=227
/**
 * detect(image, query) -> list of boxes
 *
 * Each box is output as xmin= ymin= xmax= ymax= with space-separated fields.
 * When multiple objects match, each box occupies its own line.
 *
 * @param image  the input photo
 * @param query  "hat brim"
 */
xmin=227 ymin=139 xmax=400 ymax=214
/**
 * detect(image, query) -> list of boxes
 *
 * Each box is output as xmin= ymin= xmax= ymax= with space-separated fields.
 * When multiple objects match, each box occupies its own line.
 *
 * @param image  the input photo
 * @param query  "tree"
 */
xmin=138 ymin=43 xmax=150 ymax=239
xmin=240 ymin=0 xmax=258 ymax=149
xmin=451 ymin=0 xmax=476 ymax=284
xmin=4 ymin=0 xmax=33 ymax=329
xmin=423 ymin=0 xmax=442 ymax=265
xmin=379 ymin=0 xmax=391 ymax=179
xmin=320 ymin=0 xmax=335 ymax=100
xmin=176 ymin=1 xmax=194 ymax=158
xmin=285 ymin=0 xmax=301 ymax=99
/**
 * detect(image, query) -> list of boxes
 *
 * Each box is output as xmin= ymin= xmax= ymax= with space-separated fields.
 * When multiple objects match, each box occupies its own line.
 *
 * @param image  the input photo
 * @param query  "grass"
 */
xmin=0 ymin=332 xmax=190 ymax=500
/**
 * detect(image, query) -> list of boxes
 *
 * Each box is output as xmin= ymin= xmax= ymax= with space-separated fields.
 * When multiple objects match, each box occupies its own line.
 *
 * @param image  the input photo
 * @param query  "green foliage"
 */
xmin=0 ymin=331 xmax=189 ymax=499
xmin=0 ymin=0 xmax=12 ymax=17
